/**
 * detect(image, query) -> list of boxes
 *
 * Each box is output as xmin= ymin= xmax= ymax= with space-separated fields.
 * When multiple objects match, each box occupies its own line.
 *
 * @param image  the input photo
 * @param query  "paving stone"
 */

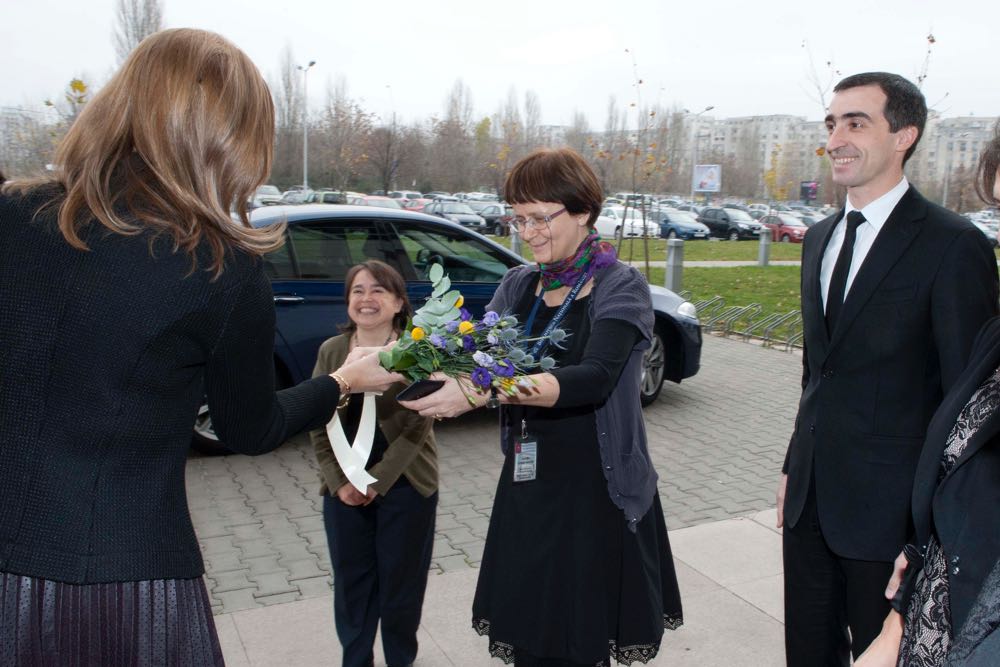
xmin=199 ymin=536 xmax=235 ymax=556
xmin=213 ymin=589 xmax=259 ymax=612
xmin=249 ymin=571 xmax=296 ymax=597
xmin=242 ymin=555 xmax=285 ymax=575
xmin=440 ymin=527 xmax=478 ymax=546
xmin=285 ymin=559 xmax=330 ymax=580
xmin=294 ymin=575 xmax=333 ymax=598
xmin=255 ymin=591 xmax=301 ymax=606
xmin=433 ymin=554 xmax=471 ymax=573
xmin=211 ymin=569 xmax=255 ymax=593
xmin=234 ymin=538 xmax=276 ymax=559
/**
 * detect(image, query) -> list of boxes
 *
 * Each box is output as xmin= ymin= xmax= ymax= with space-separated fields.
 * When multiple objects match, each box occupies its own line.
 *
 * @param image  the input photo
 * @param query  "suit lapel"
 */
xmin=803 ymin=212 xmax=841 ymax=356
xmin=827 ymin=188 xmax=925 ymax=350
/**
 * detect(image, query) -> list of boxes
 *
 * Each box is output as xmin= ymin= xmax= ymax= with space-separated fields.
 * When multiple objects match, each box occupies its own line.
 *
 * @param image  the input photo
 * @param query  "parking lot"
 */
xmin=187 ymin=333 xmax=802 ymax=615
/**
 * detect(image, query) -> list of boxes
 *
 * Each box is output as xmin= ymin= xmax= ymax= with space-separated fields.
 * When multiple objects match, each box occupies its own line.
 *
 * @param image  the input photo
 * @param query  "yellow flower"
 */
xmin=455 ymin=295 xmax=464 ymax=308
xmin=458 ymin=321 xmax=474 ymax=335
xmin=411 ymin=327 xmax=426 ymax=341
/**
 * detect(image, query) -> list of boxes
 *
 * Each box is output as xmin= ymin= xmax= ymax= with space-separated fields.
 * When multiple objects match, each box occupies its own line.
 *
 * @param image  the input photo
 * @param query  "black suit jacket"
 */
xmin=898 ymin=316 xmax=1000 ymax=632
xmin=783 ymin=186 xmax=999 ymax=561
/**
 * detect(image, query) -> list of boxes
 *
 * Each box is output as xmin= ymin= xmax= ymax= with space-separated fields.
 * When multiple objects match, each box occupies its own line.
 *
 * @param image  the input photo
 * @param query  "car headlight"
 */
xmin=738 ymin=222 xmax=749 ymax=229
xmin=677 ymin=301 xmax=698 ymax=321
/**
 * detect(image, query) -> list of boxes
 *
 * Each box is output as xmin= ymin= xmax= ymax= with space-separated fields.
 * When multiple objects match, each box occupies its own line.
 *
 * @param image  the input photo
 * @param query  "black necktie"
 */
xmin=825 ymin=211 xmax=866 ymax=334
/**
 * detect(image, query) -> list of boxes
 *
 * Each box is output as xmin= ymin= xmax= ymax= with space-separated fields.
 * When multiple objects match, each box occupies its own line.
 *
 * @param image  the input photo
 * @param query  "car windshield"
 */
xmin=258 ymin=186 xmax=280 ymax=196
xmin=443 ymin=203 xmax=476 ymax=214
xmin=668 ymin=212 xmax=699 ymax=223
xmin=778 ymin=215 xmax=806 ymax=226
xmin=728 ymin=210 xmax=754 ymax=222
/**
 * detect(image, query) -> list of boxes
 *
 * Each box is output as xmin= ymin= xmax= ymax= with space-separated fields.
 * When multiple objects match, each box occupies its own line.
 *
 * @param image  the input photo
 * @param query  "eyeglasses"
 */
xmin=508 ymin=207 xmax=567 ymax=233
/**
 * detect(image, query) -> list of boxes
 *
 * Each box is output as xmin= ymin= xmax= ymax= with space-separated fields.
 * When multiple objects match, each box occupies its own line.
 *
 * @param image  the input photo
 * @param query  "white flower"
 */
xmin=473 ymin=351 xmax=494 ymax=367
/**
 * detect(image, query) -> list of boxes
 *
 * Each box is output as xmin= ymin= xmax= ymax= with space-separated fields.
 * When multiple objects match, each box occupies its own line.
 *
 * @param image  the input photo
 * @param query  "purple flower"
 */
xmin=462 ymin=335 xmax=476 ymax=352
xmin=429 ymin=334 xmax=447 ymax=349
xmin=460 ymin=307 xmax=472 ymax=322
xmin=492 ymin=359 xmax=515 ymax=377
xmin=470 ymin=366 xmax=492 ymax=389
xmin=487 ymin=332 xmax=498 ymax=345
xmin=444 ymin=320 xmax=459 ymax=333
xmin=482 ymin=311 xmax=500 ymax=326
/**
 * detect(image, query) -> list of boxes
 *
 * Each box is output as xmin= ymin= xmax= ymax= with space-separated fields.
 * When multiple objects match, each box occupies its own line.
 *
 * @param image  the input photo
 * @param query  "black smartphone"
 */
xmin=396 ymin=379 xmax=445 ymax=402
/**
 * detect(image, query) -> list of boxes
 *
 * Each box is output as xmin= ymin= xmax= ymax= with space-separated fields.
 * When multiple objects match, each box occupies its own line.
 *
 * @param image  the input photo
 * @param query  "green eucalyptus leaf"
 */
xmin=431 ymin=275 xmax=452 ymax=298
xmin=429 ymin=263 xmax=444 ymax=284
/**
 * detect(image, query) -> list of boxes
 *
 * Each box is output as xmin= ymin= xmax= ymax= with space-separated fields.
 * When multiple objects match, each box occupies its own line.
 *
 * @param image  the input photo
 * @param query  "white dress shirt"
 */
xmin=820 ymin=177 xmax=910 ymax=311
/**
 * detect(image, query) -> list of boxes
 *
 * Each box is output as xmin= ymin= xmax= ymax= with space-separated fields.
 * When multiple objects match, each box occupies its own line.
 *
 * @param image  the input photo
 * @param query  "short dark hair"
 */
xmin=977 ymin=120 xmax=1000 ymax=207
xmin=834 ymin=72 xmax=927 ymax=165
xmin=340 ymin=260 xmax=412 ymax=335
xmin=504 ymin=148 xmax=604 ymax=226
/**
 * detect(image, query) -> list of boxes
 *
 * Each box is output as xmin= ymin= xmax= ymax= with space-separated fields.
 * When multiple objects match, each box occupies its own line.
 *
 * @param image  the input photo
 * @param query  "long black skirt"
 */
xmin=472 ymin=405 xmax=683 ymax=666
xmin=0 ymin=571 xmax=223 ymax=666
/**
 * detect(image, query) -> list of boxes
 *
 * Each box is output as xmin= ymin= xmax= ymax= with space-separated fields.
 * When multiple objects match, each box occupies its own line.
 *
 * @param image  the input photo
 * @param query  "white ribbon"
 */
xmin=326 ymin=392 xmax=379 ymax=493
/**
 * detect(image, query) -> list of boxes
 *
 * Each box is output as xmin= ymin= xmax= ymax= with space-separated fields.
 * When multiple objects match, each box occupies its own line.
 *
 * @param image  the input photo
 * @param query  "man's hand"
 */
xmin=885 ymin=550 xmax=908 ymax=600
xmin=776 ymin=474 xmax=788 ymax=528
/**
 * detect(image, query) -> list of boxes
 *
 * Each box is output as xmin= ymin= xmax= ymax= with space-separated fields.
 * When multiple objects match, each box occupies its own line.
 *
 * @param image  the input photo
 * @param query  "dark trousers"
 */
xmin=323 ymin=484 xmax=437 ymax=667
xmin=782 ymin=479 xmax=893 ymax=666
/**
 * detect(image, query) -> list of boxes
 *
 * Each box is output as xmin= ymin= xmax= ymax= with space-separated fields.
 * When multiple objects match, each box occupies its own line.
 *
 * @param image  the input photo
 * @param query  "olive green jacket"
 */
xmin=309 ymin=334 xmax=438 ymax=498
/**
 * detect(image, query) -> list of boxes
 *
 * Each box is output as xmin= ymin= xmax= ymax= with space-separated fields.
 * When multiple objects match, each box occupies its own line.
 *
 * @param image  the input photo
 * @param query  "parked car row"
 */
xmin=193 ymin=205 xmax=703 ymax=453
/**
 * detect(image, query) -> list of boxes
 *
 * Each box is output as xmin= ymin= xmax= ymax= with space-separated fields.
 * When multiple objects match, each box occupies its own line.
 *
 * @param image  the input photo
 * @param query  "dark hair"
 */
xmin=340 ymin=260 xmax=411 ymax=335
xmin=504 ymin=148 xmax=604 ymax=226
xmin=833 ymin=72 xmax=927 ymax=165
xmin=976 ymin=121 xmax=1000 ymax=207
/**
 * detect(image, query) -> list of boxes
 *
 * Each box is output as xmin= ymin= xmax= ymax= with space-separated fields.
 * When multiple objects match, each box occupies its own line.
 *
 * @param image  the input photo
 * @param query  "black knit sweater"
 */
xmin=0 ymin=189 xmax=340 ymax=583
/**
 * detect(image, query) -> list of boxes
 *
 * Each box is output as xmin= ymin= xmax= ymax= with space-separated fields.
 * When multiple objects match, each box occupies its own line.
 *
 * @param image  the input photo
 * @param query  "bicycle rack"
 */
xmin=721 ymin=304 xmax=763 ymax=336
xmin=692 ymin=296 xmax=726 ymax=321
xmin=762 ymin=311 xmax=804 ymax=347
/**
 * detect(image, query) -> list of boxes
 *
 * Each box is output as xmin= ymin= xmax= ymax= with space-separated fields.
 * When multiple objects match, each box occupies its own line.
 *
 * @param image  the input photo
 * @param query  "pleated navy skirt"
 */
xmin=0 ymin=571 xmax=224 ymax=666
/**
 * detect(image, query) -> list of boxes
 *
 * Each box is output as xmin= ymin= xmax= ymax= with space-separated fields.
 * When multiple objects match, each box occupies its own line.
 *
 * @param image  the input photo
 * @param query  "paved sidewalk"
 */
xmin=215 ymin=510 xmax=785 ymax=666
xmin=186 ymin=333 xmax=801 ymax=664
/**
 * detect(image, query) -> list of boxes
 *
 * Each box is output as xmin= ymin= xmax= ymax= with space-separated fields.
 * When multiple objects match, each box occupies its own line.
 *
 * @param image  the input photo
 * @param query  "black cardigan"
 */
xmin=0 ymin=189 xmax=340 ymax=583
xmin=897 ymin=316 xmax=1000 ymax=633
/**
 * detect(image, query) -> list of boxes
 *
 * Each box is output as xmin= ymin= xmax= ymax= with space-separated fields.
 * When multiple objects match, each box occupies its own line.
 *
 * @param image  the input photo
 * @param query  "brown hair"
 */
xmin=2 ymin=28 xmax=281 ymax=277
xmin=504 ymin=148 xmax=604 ymax=226
xmin=976 ymin=121 xmax=1000 ymax=207
xmin=340 ymin=261 xmax=412 ymax=335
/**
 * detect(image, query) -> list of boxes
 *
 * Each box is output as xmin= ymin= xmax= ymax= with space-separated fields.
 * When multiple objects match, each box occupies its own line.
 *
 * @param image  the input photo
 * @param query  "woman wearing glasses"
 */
xmin=400 ymin=148 xmax=682 ymax=666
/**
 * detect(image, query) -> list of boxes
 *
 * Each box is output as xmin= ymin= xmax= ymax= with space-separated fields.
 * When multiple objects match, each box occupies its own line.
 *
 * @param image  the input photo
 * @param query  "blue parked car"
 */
xmin=655 ymin=208 xmax=711 ymax=240
xmin=192 ymin=205 xmax=702 ymax=452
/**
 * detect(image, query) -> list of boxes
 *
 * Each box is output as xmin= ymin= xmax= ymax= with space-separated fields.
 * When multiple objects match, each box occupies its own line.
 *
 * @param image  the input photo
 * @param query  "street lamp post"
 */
xmin=297 ymin=60 xmax=316 ymax=191
xmin=685 ymin=105 xmax=714 ymax=202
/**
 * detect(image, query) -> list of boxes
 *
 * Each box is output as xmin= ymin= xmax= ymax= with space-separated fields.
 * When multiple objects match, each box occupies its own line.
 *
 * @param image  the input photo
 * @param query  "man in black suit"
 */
xmin=777 ymin=72 xmax=1000 ymax=666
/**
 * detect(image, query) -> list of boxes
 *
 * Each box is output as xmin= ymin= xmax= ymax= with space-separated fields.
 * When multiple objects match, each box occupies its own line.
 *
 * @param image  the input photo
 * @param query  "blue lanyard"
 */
xmin=523 ymin=269 xmax=590 ymax=359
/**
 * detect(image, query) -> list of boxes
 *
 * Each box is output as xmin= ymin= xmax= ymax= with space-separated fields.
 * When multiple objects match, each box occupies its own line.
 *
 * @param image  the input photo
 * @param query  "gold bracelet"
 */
xmin=332 ymin=372 xmax=351 ymax=408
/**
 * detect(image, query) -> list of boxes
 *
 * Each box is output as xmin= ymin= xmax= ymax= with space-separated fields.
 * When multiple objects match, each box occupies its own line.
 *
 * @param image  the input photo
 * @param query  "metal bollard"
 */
xmin=510 ymin=228 xmax=522 ymax=258
xmin=665 ymin=238 xmax=684 ymax=292
xmin=758 ymin=227 xmax=771 ymax=267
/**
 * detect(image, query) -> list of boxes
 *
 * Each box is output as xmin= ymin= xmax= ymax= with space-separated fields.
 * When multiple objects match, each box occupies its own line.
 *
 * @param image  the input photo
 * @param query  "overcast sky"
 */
xmin=3 ymin=0 xmax=998 ymax=127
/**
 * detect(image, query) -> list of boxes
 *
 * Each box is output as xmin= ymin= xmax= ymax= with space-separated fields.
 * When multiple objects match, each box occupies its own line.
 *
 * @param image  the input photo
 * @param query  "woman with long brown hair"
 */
xmin=0 ymin=28 xmax=399 ymax=664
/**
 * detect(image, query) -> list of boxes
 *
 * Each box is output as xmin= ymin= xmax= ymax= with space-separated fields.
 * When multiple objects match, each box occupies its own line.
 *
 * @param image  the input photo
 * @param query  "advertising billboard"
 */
xmin=692 ymin=164 xmax=721 ymax=193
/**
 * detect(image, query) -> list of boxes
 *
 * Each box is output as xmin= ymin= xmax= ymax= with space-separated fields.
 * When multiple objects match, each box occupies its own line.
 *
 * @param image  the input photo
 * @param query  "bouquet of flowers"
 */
xmin=378 ymin=264 xmax=566 ymax=401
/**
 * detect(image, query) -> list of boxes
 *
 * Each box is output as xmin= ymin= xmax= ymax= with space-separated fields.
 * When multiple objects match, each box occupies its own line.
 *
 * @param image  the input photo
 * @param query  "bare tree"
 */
xmin=113 ymin=0 xmax=163 ymax=64
xmin=522 ymin=90 xmax=542 ymax=153
xmin=269 ymin=46 xmax=304 ymax=188
xmin=367 ymin=114 xmax=401 ymax=194
xmin=315 ymin=76 xmax=373 ymax=191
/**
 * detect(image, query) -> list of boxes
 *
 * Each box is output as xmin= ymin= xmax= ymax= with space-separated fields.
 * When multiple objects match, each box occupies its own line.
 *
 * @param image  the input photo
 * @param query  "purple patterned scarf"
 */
xmin=538 ymin=230 xmax=617 ymax=291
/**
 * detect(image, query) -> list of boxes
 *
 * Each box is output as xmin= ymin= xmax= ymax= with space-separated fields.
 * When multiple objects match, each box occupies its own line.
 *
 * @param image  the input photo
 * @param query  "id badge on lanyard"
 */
xmin=512 ymin=418 xmax=537 ymax=483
